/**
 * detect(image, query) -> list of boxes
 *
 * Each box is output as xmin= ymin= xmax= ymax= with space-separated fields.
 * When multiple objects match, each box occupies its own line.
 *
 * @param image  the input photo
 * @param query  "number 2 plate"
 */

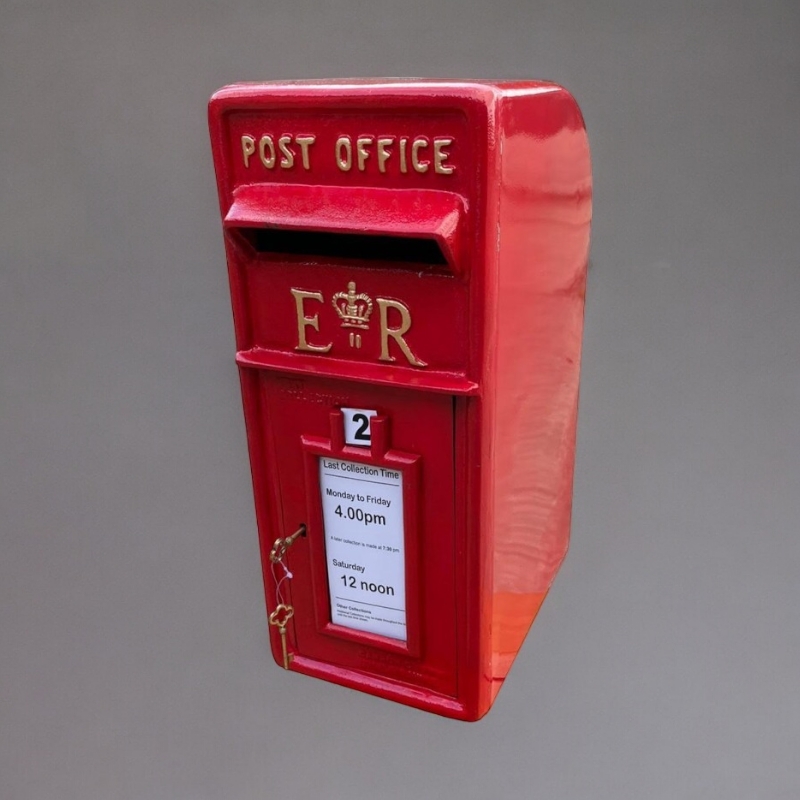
xmin=341 ymin=408 xmax=378 ymax=447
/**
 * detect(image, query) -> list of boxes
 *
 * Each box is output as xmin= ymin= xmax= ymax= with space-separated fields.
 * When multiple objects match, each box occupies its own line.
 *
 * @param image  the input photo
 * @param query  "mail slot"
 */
xmin=208 ymin=80 xmax=592 ymax=720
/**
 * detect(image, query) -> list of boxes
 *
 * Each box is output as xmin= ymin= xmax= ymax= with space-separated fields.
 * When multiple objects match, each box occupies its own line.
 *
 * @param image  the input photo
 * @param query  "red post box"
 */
xmin=208 ymin=80 xmax=591 ymax=720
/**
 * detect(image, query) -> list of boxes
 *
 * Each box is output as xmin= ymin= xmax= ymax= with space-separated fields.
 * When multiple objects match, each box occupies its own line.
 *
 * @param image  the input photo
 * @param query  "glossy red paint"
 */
xmin=208 ymin=80 xmax=592 ymax=720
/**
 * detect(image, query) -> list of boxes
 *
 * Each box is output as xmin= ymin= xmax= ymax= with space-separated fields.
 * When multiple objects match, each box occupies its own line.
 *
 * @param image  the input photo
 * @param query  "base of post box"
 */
xmin=288 ymin=655 xmax=473 ymax=720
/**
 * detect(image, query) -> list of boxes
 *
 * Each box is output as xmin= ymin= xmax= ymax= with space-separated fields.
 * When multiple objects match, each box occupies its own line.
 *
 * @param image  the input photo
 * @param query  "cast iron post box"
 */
xmin=208 ymin=80 xmax=591 ymax=720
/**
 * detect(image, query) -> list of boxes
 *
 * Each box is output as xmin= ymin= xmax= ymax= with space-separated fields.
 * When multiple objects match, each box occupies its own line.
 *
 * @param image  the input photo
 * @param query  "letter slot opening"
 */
xmin=223 ymin=183 xmax=466 ymax=273
xmin=238 ymin=228 xmax=448 ymax=266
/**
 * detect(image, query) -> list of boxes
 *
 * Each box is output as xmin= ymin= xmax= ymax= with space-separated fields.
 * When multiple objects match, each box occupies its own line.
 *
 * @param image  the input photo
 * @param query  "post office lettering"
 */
xmin=335 ymin=135 xmax=454 ymax=176
xmin=241 ymin=132 xmax=455 ymax=175
xmin=240 ymin=134 xmax=316 ymax=171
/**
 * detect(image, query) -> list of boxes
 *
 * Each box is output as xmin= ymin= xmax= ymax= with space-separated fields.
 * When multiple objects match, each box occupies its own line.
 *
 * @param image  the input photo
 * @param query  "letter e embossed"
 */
xmin=291 ymin=289 xmax=332 ymax=353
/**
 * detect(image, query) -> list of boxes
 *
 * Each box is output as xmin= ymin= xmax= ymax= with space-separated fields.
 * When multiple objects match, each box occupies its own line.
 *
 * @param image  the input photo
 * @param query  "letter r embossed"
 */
xmin=377 ymin=298 xmax=427 ymax=367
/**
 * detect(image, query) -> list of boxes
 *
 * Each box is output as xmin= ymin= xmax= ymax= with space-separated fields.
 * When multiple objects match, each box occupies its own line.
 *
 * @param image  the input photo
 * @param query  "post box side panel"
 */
xmin=488 ymin=87 xmax=592 ymax=692
xmin=257 ymin=374 xmax=463 ymax=704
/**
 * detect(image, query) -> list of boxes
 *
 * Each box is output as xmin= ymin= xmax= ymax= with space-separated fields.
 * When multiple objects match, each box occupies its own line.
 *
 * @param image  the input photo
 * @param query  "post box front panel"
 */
xmin=258 ymin=373 xmax=460 ymax=698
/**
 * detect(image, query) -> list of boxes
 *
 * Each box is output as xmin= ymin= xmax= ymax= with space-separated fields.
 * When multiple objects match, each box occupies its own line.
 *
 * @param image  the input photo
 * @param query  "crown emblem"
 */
xmin=332 ymin=281 xmax=373 ymax=329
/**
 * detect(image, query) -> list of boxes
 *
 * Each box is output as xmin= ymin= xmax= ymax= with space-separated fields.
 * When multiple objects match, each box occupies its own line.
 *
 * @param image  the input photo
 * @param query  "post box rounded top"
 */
xmin=209 ymin=79 xmax=571 ymax=113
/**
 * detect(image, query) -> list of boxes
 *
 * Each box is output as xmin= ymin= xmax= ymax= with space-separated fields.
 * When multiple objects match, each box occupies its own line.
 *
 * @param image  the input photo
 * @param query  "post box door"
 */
xmin=259 ymin=372 xmax=459 ymax=699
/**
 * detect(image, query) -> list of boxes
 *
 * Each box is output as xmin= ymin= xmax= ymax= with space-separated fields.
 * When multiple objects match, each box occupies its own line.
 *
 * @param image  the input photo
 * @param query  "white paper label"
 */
xmin=319 ymin=457 xmax=406 ymax=641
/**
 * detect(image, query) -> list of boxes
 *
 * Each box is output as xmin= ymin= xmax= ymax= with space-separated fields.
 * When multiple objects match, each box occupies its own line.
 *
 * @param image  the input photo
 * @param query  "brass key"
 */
xmin=268 ymin=604 xmax=295 ymax=669
xmin=269 ymin=524 xmax=306 ymax=564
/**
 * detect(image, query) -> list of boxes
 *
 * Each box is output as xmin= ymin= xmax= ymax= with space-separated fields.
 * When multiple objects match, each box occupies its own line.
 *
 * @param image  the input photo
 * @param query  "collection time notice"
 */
xmin=319 ymin=457 xmax=406 ymax=641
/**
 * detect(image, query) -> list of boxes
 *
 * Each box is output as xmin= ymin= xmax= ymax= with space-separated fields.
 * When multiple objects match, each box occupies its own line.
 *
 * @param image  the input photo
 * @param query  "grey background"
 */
xmin=1 ymin=1 xmax=798 ymax=798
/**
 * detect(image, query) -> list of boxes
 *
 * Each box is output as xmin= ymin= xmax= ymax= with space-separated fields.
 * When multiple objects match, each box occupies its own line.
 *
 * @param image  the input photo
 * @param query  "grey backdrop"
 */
xmin=2 ymin=2 xmax=798 ymax=798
